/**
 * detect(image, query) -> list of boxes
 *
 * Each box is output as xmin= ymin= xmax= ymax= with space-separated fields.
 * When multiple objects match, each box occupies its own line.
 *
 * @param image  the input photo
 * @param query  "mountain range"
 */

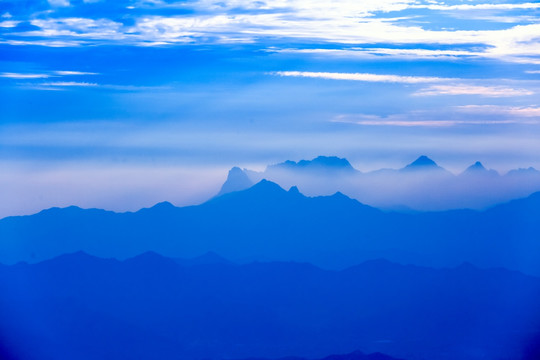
xmin=1 ymin=178 xmax=539 ymax=275
xmin=220 ymin=156 xmax=540 ymax=211
xmin=1 ymin=252 xmax=539 ymax=360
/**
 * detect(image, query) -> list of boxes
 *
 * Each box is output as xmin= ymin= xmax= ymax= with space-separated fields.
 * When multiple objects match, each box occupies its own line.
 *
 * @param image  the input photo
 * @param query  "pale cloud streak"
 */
xmin=1 ymin=72 xmax=52 ymax=79
xmin=273 ymin=71 xmax=451 ymax=83
xmin=414 ymin=84 xmax=534 ymax=97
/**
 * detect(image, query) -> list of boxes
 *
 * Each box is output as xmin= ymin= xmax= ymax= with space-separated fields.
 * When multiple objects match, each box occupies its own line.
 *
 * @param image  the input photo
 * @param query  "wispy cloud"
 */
xmin=414 ymin=84 xmax=534 ymax=97
xmin=1 ymin=72 xmax=52 ymax=79
xmin=54 ymin=70 xmax=98 ymax=76
xmin=1 ymin=0 xmax=538 ymax=65
xmin=456 ymin=105 xmax=540 ymax=117
xmin=332 ymin=113 xmax=537 ymax=127
xmin=272 ymin=71 xmax=451 ymax=84
xmin=40 ymin=81 xmax=98 ymax=87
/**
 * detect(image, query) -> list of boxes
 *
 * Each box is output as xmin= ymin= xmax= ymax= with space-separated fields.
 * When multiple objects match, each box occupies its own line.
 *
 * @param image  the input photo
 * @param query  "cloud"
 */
xmin=54 ymin=71 xmax=98 ymax=76
xmin=411 ymin=2 xmax=540 ymax=11
xmin=40 ymin=81 xmax=98 ymax=87
xmin=0 ymin=0 xmax=537 ymax=66
xmin=414 ymin=84 xmax=534 ymax=97
xmin=270 ymin=47 xmax=486 ymax=60
xmin=332 ymin=113 xmax=537 ymax=127
xmin=456 ymin=105 xmax=540 ymax=117
xmin=272 ymin=71 xmax=451 ymax=83
xmin=1 ymin=72 xmax=52 ymax=79
xmin=48 ymin=0 xmax=71 ymax=6
xmin=0 ymin=21 xmax=19 ymax=28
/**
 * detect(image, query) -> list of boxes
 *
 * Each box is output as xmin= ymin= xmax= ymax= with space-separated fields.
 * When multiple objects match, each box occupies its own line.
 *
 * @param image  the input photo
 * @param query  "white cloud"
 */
xmin=272 ymin=71 xmax=451 ymax=83
xmin=0 ymin=21 xmax=19 ymax=28
xmin=54 ymin=70 xmax=98 ymax=75
xmin=415 ymin=84 xmax=534 ymax=97
xmin=456 ymin=105 xmax=540 ymax=117
xmin=1 ymin=72 xmax=52 ymax=79
xmin=48 ymin=0 xmax=71 ymax=7
xmin=412 ymin=2 xmax=540 ymax=11
xmin=526 ymin=70 xmax=540 ymax=74
xmin=40 ymin=81 xmax=98 ymax=87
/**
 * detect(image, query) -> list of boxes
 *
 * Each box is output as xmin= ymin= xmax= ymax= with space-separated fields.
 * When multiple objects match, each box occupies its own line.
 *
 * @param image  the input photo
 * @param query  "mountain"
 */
xmin=267 ymin=156 xmax=357 ymax=174
xmin=1 ymin=253 xmax=539 ymax=360
xmin=217 ymin=166 xmax=254 ymax=196
xmin=400 ymin=155 xmax=448 ymax=173
xmin=1 ymin=180 xmax=539 ymax=275
xmin=212 ymin=156 xmax=540 ymax=210
xmin=461 ymin=161 xmax=499 ymax=177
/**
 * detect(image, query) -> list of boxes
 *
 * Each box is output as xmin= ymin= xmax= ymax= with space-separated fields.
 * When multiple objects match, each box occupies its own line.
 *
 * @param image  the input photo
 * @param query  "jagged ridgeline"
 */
xmin=218 ymin=155 xmax=540 ymax=211
xmin=1 ymin=155 xmax=540 ymax=360
xmin=1 ymin=176 xmax=539 ymax=275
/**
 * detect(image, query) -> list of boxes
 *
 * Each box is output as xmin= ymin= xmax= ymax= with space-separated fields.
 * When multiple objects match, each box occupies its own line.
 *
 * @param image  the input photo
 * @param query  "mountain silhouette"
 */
xmin=461 ymin=161 xmax=499 ymax=177
xmin=401 ymin=155 xmax=447 ymax=172
xmin=267 ymin=156 xmax=357 ymax=174
xmin=218 ymin=166 xmax=254 ymax=196
xmin=1 ymin=180 xmax=540 ymax=275
xmin=212 ymin=155 xmax=540 ymax=210
xmin=1 ymin=253 xmax=539 ymax=360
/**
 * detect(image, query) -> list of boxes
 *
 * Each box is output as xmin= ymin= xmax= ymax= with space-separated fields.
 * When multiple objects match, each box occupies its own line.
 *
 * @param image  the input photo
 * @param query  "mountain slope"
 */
xmin=1 ymin=253 xmax=539 ymax=360
xmin=0 ymin=181 xmax=539 ymax=275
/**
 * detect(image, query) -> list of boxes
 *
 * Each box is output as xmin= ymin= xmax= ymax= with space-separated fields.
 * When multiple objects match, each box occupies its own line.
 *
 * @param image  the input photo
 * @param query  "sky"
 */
xmin=1 ymin=0 xmax=540 ymax=216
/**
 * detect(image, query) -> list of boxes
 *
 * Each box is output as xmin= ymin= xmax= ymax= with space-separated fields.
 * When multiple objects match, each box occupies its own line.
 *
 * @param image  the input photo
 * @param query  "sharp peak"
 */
xmin=409 ymin=155 xmax=437 ymax=166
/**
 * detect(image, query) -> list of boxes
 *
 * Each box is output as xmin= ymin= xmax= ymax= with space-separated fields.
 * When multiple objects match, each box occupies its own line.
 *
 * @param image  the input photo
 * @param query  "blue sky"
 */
xmin=1 ymin=0 xmax=540 ymax=216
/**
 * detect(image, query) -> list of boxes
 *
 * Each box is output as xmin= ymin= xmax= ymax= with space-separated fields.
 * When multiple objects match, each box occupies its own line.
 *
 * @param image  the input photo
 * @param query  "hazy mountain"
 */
xmin=461 ymin=161 xmax=499 ymax=177
xmin=219 ymin=155 xmax=540 ymax=210
xmin=267 ymin=156 xmax=358 ymax=174
xmin=1 ymin=253 xmax=539 ymax=360
xmin=400 ymin=155 xmax=448 ymax=173
xmin=1 ymin=180 xmax=539 ymax=276
xmin=217 ymin=166 xmax=254 ymax=196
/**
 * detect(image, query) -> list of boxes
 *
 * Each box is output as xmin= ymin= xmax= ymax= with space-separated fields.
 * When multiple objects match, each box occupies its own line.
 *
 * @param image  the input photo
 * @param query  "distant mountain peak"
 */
xmin=217 ymin=166 xmax=254 ymax=196
xmin=407 ymin=155 xmax=437 ymax=168
xmin=402 ymin=155 xmax=448 ymax=173
xmin=268 ymin=156 xmax=356 ymax=173
xmin=462 ymin=161 xmax=499 ymax=176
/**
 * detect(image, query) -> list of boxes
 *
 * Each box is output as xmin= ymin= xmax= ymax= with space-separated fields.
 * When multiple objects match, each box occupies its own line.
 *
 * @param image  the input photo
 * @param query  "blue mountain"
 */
xmin=1 ymin=253 xmax=539 ymax=360
xmin=400 ymin=155 xmax=448 ymax=173
xmin=461 ymin=161 xmax=499 ymax=177
xmin=0 ymin=181 xmax=539 ymax=275
xmin=217 ymin=166 xmax=254 ymax=196
xmin=267 ymin=156 xmax=357 ymax=174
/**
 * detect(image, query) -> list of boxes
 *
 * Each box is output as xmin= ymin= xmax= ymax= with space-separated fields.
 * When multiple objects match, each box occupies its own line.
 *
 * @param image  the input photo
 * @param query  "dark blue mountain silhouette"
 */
xmin=217 ymin=166 xmax=254 ymax=196
xmin=1 ymin=180 xmax=539 ymax=275
xmin=1 ymin=253 xmax=539 ymax=360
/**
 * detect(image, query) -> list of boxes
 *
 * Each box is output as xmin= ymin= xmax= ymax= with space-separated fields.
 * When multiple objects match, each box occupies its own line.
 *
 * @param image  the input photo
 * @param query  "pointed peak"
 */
xmin=217 ymin=166 xmax=253 ymax=196
xmin=462 ymin=161 xmax=499 ymax=176
xmin=468 ymin=161 xmax=486 ymax=170
xmin=408 ymin=155 xmax=437 ymax=167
